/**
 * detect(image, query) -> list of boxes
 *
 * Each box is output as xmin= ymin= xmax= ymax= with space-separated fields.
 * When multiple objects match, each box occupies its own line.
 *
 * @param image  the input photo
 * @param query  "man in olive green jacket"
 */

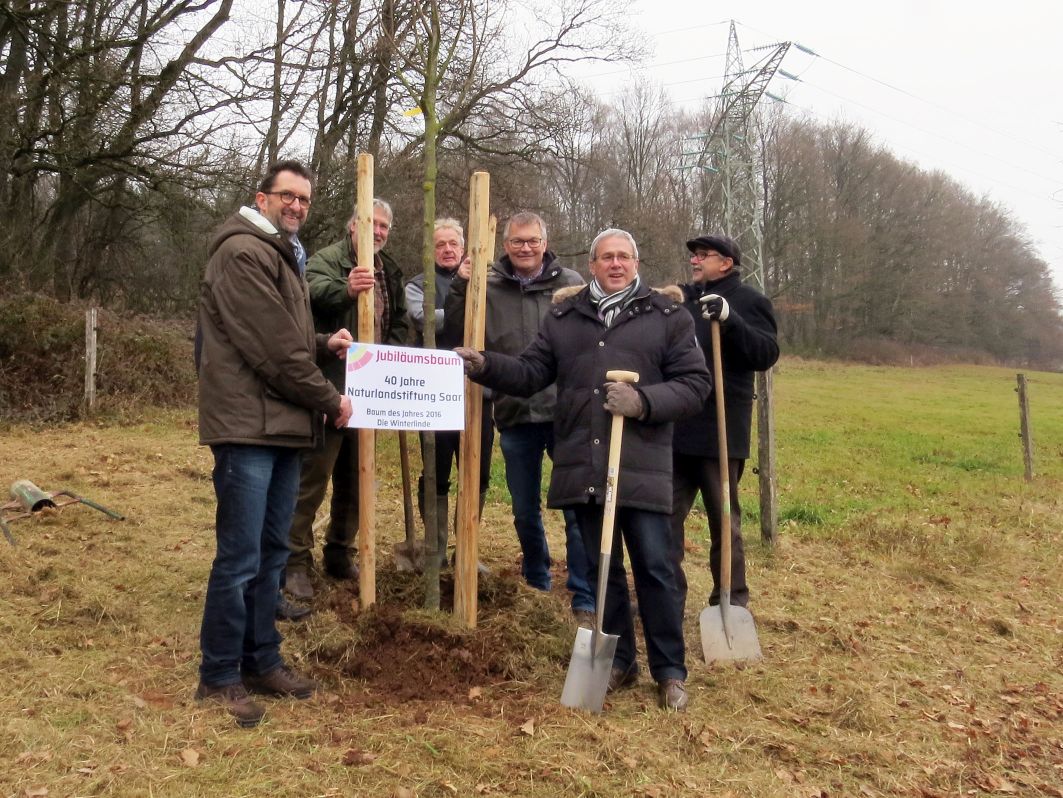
xmin=285 ymin=199 xmax=409 ymax=598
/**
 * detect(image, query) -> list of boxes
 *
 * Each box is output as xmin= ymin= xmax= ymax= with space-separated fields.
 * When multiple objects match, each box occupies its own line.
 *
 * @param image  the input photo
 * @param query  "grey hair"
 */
xmin=434 ymin=217 xmax=464 ymax=246
xmin=347 ymin=197 xmax=394 ymax=229
xmin=503 ymin=211 xmax=547 ymax=241
xmin=589 ymin=228 xmax=639 ymax=261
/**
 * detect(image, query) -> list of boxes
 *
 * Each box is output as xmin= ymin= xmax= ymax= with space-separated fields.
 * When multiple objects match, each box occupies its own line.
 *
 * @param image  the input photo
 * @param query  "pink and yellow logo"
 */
xmin=347 ymin=344 xmax=374 ymax=372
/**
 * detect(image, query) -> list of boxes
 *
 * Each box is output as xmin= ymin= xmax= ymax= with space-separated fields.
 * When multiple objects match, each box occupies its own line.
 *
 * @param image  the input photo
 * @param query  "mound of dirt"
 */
xmin=317 ymin=570 xmax=570 ymax=704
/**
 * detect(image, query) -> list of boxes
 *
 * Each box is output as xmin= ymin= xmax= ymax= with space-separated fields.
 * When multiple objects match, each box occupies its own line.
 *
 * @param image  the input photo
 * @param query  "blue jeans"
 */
xmin=573 ymin=504 xmax=687 ymax=683
xmin=199 ymin=444 xmax=300 ymax=686
xmin=499 ymin=423 xmax=594 ymax=612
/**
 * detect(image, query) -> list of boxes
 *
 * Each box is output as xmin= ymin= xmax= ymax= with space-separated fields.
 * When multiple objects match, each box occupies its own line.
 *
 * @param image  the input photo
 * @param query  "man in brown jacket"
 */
xmin=196 ymin=160 xmax=352 ymax=728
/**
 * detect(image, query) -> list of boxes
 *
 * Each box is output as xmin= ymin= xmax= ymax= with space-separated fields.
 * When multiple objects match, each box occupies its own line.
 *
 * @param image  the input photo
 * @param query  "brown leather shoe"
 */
xmin=607 ymin=664 xmax=638 ymax=693
xmin=195 ymin=682 xmax=265 ymax=728
xmin=285 ymin=568 xmax=314 ymax=600
xmin=243 ymin=665 xmax=317 ymax=700
xmin=657 ymin=678 xmax=689 ymax=711
xmin=275 ymin=594 xmax=312 ymax=622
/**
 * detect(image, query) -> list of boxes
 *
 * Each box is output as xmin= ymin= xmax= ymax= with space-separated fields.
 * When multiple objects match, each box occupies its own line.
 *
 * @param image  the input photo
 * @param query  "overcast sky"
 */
xmin=576 ymin=0 xmax=1063 ymax=290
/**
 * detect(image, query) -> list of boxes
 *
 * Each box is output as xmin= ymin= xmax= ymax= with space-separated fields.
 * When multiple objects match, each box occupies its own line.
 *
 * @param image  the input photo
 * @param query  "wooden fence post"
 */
xmin=1016 ymin=373 xmax=1033 ymax=482
xmin=84 ymin=308 xmax=98 ymax=411
xmin=756 ymin=368 xmax=777 ymax=544
xmin=455 ymin=172 xmax=491 ymax=628
xmin=355 ymin=153 xmax=377 ymax=607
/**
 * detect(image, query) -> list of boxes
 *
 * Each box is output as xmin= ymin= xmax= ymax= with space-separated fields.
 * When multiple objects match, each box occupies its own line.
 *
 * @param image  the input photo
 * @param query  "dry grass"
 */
xmin=2 ymin=359 xmax=1062 ymax=797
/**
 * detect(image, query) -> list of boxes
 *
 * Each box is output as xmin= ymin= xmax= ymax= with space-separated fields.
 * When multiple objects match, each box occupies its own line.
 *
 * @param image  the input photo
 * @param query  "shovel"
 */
xmin=561 ymin=369 xmax=639 ymax=713
xmin=392 ymin=431 xmax=423 ymax=572
xmin=700 ymin=320 xmax=762 ymax=663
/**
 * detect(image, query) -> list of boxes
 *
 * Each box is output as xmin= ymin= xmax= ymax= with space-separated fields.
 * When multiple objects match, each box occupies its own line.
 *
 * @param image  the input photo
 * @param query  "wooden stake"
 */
xmin=756 ymin=368 xmax=777 ymax=543
xmin=1017 ymin=373 xmax=1033 ymax=482
xmin=455 ymin=172 xmax=491 ymax=628
xmin=84 ymin=308 xmax=98 ymax=411
xmin=355 ymin=153 xmax=376 ymax=606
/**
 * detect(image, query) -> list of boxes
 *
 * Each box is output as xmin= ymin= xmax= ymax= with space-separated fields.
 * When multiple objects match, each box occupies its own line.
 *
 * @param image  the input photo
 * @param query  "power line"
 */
xmin=732 ymin=19 xmax=1060 ymax=160
xmin=783 ymin=76 xmax=1062 ymax=188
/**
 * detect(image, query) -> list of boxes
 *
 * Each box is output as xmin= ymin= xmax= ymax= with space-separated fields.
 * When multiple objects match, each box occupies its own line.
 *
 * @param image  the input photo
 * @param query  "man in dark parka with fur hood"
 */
xmin=455 ymin=228 xmax=710 ymax=712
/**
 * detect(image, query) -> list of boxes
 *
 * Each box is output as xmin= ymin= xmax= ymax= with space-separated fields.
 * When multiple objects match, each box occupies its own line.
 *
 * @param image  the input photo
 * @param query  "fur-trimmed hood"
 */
xmin=551 ymin=283 xmax=685 ymax=305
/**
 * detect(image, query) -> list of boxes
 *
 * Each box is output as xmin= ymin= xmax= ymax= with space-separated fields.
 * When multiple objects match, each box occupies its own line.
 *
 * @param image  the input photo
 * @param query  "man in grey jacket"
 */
xmin=444 ymin=212 xmax=595 ymax=622
xmin=196 ymin=160 xmax=352 ymax=727
xmin=406 ymin=218 xmax=493 ymax=564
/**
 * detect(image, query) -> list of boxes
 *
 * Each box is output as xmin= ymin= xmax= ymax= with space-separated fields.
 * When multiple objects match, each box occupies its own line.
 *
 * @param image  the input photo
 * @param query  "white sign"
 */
xmin=344 ymin=343 xmax=465 ymax=431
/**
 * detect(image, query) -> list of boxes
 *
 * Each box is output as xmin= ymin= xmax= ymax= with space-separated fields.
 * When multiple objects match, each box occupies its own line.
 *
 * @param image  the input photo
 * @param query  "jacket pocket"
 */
xmin=262 ymin=390 xmax=313 ymax=439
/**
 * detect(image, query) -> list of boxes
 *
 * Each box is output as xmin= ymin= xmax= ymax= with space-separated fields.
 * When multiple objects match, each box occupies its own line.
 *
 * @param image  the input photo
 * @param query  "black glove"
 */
xmin=454 ymin=347 xmax=485 ymax=376
xmin=604 ymin=381 xmax=644 ymax=418
xmin=699 ymin=293 xmax=730 ymax=322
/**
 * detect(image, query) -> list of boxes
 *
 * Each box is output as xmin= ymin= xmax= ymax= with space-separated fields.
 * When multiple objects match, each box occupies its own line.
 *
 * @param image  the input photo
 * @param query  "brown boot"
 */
xmin=195 ymin=682 xmax=265 ymax=728
xmin=285 ymin=567 xmax=314 ymax=600
xmin=243 ymin=665 xmax=317 ymax=700
xmin=657 ymin=678 xmax=689 ymax=711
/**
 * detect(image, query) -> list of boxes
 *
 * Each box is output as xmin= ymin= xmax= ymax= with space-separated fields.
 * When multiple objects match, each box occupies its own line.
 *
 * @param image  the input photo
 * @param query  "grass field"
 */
xmin=1 ymin=358 xmax=1060 ymax=797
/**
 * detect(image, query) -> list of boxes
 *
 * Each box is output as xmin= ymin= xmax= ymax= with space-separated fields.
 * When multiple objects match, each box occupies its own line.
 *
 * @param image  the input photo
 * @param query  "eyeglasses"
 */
xmin=265 ymin=190 xmax=312 ymax=209
xmin=594 ymin=253 xmax=636 ymax=264
xmin=507 ymin=237 xmax=543 ymax=249
xmin=692 ymin=251 xmax=722 ymax=262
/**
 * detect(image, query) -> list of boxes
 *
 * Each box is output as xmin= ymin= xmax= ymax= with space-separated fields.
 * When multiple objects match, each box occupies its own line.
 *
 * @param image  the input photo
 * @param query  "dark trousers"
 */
xmin=417 ymin=398 xmax=495 ymax=505
xmin=670 ymin=453 xmax=748 ymax=614
xmin=501 ymin=423 xmax=594 ymax=612
xmin=287 ymin=425 xmax=358 ymax=572
xmin=573 ymin=504 xmax=686 ymax=683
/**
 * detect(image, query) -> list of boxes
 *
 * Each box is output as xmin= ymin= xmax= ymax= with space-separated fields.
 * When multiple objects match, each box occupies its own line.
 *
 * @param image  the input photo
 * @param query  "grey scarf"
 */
xmin=588 ymin=275 xmax=642 ymax=328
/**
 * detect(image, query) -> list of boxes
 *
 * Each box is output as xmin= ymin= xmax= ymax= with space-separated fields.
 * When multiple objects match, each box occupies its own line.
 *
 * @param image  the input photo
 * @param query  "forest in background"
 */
xmin=2 ymin=0 xmax=1060 ymax=367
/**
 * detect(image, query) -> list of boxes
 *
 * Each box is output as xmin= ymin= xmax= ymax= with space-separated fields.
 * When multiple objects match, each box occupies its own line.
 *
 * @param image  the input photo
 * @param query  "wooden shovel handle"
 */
xmin=710 ymin=320 xmax=731 ymax=595
xmin=599 ymin=369 xmax=639 ymax=558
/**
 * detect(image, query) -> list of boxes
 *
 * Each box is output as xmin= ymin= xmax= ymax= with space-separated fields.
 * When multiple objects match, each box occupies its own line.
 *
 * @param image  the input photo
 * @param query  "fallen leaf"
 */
xmin=180 ymin=748 xmax=200 ymax=767
xmin=342 ymin=748 xmax=377 ymax=766
xmin=519 ymin=719 xmax=535 ymax=736
xmin=15 ymin=751 xmax=52 ymax=766
xmin=976 ymin=775 xmax=1017 ymax=794
xmin=24 ymin=788 xmax=48 ymax=798
xmin=468 ymin=686 xmax=483 ymax=700
xmin=116 ymin=718 xmax=133 ymax=731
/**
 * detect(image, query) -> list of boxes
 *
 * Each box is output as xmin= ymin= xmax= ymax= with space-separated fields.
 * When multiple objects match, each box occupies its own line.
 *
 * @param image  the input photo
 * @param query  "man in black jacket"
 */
xmin=670 ymin=235 xmax=779 ymax=613
xmin=455 ymin=228 xmax=710 ymax=711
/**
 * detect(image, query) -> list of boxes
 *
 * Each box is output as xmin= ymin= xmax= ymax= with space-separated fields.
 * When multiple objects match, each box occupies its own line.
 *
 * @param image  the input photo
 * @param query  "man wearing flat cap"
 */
xmin=669 ymin=234 xmax=779 ymax=615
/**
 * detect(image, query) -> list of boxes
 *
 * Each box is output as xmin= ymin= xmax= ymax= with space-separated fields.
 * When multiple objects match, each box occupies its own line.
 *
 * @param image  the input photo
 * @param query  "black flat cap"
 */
xmin=685 ymin=235 xmax=741 ymax=266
